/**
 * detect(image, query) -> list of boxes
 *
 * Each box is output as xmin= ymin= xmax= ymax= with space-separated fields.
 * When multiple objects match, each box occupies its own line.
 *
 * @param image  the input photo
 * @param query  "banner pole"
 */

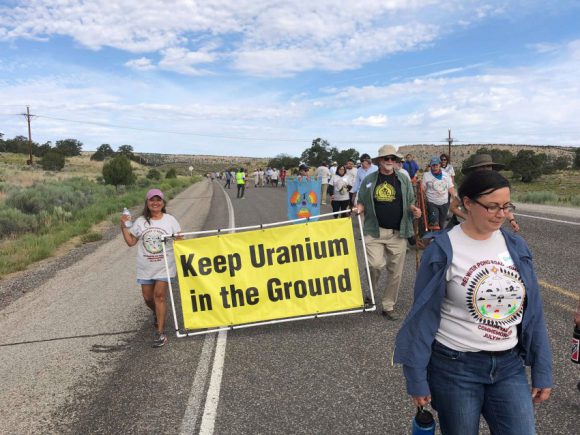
xmin=162 ymin=235 xmax=181 ymax=335
xmin=356 ymin=211 xmax=376 ymax=308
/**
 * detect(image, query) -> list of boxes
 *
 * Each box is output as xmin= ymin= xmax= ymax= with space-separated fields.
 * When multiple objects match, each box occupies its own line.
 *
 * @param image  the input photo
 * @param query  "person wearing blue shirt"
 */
xmin=402 ymin=153 xmax=420 ymax=183
xmin=351 ymin=153 xmax=377 ymax=200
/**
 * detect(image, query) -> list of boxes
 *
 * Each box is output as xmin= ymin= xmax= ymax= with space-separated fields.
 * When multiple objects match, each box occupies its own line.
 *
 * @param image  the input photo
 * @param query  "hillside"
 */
xmin=398 ymin=144 xmax=575 ymax=168
xmin=135 ymin=152 xmax=271 ymax=174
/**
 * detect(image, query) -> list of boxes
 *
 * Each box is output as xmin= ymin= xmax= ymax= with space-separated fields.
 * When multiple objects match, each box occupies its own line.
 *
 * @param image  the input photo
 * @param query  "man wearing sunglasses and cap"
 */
xmin=356 ymin=145 xmax=422 ymax=320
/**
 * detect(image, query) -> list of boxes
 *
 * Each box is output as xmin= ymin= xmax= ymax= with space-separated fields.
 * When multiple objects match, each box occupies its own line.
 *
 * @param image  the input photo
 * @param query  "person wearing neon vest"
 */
xmin=236 ymin=168 xmax=246 ymax=199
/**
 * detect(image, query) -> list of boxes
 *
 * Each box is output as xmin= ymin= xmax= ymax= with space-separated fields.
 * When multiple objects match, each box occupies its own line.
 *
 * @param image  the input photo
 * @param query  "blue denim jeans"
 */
xmin=428 ymin=341 xmax=535 ymax=435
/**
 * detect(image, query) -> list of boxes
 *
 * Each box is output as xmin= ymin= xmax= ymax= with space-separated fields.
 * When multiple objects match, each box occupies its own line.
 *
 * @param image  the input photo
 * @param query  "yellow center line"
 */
xmin=539 ymin=280 xmax=578 ymax=300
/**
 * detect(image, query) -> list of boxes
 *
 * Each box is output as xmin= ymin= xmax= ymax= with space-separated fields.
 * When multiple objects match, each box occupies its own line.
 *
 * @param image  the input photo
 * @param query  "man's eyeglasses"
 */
xmin=440 ymin=158 xmax=447 ymax=161
xmin=382 ymin=156 xmax=397 ymax=162
xmin=472 ymin=199 xmax=516 ymax=214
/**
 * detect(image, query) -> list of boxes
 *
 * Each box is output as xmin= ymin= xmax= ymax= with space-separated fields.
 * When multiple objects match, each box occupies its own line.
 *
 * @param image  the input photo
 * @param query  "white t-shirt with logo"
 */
xmin=435 ymin=225 xmax=526 ymax=352
xmin=130 ymin=213 xmax=181 ymax=280
xmin=422 ymin=171 xmax=452 ymax=205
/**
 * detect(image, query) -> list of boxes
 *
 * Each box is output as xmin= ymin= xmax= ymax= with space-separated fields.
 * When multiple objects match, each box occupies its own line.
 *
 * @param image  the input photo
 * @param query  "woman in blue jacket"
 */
xmin=394 ymin=170 xmax=552 ymax=435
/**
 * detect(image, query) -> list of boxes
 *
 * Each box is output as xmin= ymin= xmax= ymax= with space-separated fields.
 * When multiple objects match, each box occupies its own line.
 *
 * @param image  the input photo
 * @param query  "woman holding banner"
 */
xmin=394 ymin=171 xmax=552 ymax=434
xmin=120 ymin=188 xmax=181 ymax=348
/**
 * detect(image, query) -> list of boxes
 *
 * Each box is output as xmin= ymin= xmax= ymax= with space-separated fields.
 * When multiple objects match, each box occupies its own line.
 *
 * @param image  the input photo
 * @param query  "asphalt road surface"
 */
xmin=0 ymin=179 xmax=578 ymax=434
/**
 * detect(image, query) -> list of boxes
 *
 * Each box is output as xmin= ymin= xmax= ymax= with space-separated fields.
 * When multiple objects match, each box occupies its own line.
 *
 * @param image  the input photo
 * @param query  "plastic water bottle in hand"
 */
xmin=122 ymin=207 xmax=133 ymax=228
xmin=412 ymin=406 xmax=436 ymax=434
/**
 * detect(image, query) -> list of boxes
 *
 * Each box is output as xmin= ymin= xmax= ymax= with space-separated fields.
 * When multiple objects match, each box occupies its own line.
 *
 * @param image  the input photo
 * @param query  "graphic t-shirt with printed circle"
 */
xmin=373 ymin=172 xmax=402 ymax=230
xmin=422 ymin=171 xmax=453 ymax=205
xmin=130 ymin=213 xmax=181 ymax=280
xmin=435 ymin=224 xmax=526 ymax=352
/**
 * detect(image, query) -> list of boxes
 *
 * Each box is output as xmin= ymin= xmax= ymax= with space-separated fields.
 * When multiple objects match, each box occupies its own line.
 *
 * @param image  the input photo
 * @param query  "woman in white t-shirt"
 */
xmin=121 ymin=188 xmax=181 ymax=348
xmin=396 ymin=170 xmax=552 ymax=435
xmin=439 ymin=153 xmax=455 ymax=184
xmin=330 ymin=165 xmax=351 ymax=218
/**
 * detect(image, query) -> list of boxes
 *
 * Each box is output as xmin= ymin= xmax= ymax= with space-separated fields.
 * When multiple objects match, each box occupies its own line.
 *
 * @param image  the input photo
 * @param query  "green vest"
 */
xmin=236 ymin=172 xmax=245 ymax=185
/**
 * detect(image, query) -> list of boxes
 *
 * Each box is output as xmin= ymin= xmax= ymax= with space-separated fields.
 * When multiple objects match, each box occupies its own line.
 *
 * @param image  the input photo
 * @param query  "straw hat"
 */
xmin=372 ymin=144 xmax=403 ymax=163
xmin=463 ymin=154 xmax=505 ymax=174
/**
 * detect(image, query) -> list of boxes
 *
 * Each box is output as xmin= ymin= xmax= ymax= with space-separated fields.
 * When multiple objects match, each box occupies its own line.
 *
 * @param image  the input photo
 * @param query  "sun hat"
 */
xmin=372 ymin=144 xmax=403 ymax=163
xmin=462 ymin=154 xmax=505 ymax=174
xmin=429 ymin=157 xmax=441 ymax=166
xmin=146 ymin=188 xmax=165 ymax=200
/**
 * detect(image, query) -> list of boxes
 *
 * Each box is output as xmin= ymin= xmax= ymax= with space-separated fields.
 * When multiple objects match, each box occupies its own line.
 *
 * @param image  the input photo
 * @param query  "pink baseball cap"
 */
xmin=146 ymin=188 xmax=164 ymax=200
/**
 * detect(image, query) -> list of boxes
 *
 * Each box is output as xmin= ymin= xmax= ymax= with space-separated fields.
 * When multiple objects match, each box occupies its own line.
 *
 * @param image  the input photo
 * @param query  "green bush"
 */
xmin=102 ymin=155 xmax=135 ymax=188
xmin=165 ymin=168 xmax=177 ymax=179
xmin=570 ymin=195 xmax=580 ymax=207
xmin=147 ymin=169 xmax=162 ymax=180
xmin=136 ymin=177 xmax=152 ymax=188
xmin=39 ymin=150 xmax=65 ymax=171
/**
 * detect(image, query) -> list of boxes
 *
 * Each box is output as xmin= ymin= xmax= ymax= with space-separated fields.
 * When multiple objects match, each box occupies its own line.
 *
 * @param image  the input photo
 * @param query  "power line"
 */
xmin=32 ymin=113 xmax=437 ymax=145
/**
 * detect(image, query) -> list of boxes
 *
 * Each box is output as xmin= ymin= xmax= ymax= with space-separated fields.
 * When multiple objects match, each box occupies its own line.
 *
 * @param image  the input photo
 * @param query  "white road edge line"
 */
xmin=199 ymin=330 xmax=228 ymax=434
xmin=179 ymin=333 xmax=217 ymax=435
xmin=516 ymin=213 xmax=580 ymax=226
xmin=183 ymin=181 xmax=234 ymax=434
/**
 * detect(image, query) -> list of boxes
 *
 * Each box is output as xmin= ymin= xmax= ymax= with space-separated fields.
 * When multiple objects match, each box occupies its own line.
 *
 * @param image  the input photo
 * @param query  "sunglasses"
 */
xmin=382 ymin=156 xmax=397 ymax=162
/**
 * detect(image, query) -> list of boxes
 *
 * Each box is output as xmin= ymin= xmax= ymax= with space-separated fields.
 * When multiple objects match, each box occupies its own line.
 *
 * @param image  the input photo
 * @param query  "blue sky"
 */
xmin=1 ymin=0 xmax=580 ymax=157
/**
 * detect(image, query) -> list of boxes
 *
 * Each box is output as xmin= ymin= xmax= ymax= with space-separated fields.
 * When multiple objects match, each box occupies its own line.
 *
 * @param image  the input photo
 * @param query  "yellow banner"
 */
xmin=173 ymin=218 xmax=364 ymax=329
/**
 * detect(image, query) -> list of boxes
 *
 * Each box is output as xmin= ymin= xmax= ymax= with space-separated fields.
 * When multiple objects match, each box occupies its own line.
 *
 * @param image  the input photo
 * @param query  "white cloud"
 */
xmin=125 ymin=57 xmax=155 ymax=71
xmin=352 ymin=114 xmax=389 ymax=127
xmin=0 ymin=0 xmax=524 ymax=76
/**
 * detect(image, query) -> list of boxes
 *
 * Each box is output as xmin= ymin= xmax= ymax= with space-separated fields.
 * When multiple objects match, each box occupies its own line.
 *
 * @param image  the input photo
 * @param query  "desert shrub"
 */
xmin=102 ymin=155 xmax=135 ymax=188
xmin=137 ymin=177 xmax=152 ymax=188
xmin=570 ymin=195 xmax=580 ymax=207
xmin=5 ymin=178 xmax=98 ymax=214
xmin=147 ymin=169 xmax=161 ymax=180
xmin=39 ymin=150 xmax=65 ymax=171
xmin=0 ymin=207 xmax=39 ymax=236
xmin=512 ymin=191 xmax=559 ymax=204
xmin=165 ymin=168 xmax=177 ymax=179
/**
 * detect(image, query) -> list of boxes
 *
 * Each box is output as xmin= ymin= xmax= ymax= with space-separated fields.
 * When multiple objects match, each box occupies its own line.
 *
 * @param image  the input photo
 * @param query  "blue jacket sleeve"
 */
xmin=394 ymin=241 xmax=448 ymax=396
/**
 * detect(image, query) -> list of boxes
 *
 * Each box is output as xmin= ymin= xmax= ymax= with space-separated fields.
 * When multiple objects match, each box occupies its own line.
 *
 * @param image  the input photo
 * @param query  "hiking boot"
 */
xmin=152 ymin=332 xmax=167 ymax=348
xmin=381 ymin=310 xmax=400 ymax=321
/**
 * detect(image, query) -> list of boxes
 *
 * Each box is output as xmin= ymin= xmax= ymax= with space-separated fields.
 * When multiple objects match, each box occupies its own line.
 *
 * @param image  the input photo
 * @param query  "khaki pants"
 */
xmin=364 ymin=228 xmax=408 ymax=311
xmin=321 ymin=183 xmax=328 ymax=204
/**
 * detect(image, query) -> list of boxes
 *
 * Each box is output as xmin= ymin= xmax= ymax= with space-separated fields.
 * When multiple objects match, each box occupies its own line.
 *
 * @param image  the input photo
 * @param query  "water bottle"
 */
xmin=412 ymin=406 xmax=436 ymax=434
xmin=572 ymin=326 xmax=580 ymax=364
xmin=122 ymin=207 xmax=132 ymax=228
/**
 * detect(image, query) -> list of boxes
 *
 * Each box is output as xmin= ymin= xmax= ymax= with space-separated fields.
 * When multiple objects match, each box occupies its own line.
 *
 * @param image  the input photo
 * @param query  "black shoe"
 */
xmin=381 ymin=310 xmax=400 ymax=320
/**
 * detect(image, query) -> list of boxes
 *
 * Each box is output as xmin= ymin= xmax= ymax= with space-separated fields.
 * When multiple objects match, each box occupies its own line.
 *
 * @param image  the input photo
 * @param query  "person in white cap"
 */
xmin=120 ymin=188 xmax=181 ymax=348
xmin=356 ymin=145 xmax=422 ymax=320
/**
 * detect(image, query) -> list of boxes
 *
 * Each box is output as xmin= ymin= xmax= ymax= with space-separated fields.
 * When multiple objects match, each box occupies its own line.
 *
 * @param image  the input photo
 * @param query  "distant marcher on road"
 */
xmin=280 ymin=167 xmax=287 ymax=187
xmin=440 ymin=153 xmax=455 ymax=185
xmin=345 ymin=159 xmax=358 ymax=207
xmin=403 ymin=153 xmax=420 ymax=184
xmin=236 ymin=168 xmax=246 ymax=198
xmin=422 ymin=156 xmax=455 ymax=231
xmin=315 ymin=162 xmax=331 ymax=205
xmin=224 ymin=170 xmax=232 ymax=189
xmin=356 ymin=145 xmax=421 ymax=319
xmin=120 ymin=189 xmax=182 ymax=348
xmin=395 ymin=170 xmax=552 ymax=435
xmin=330 ymin=164 xmax=351 ymax=218
xmin=351 ymin=153 xmax=377 ymax=202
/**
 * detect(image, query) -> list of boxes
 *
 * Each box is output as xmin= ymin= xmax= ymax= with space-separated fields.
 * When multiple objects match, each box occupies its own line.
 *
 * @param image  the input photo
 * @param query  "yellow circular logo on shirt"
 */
xmin=375 ymin=182 xmax=396 ymax=202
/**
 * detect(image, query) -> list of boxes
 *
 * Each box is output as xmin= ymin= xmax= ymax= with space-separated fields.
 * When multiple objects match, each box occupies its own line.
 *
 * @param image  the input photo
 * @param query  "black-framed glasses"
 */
xmin=472 ymin=199 xmax=516 ymax=214
xmin=382 ymin=156 xmax=397 ymax=162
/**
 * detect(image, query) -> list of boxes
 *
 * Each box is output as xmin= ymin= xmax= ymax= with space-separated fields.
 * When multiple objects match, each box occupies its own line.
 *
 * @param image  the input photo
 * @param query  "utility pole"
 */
xmin=444 ymin=128 xmax=455 ymax=159
xmin=21 ymin=106 xmax=35 ymax=165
